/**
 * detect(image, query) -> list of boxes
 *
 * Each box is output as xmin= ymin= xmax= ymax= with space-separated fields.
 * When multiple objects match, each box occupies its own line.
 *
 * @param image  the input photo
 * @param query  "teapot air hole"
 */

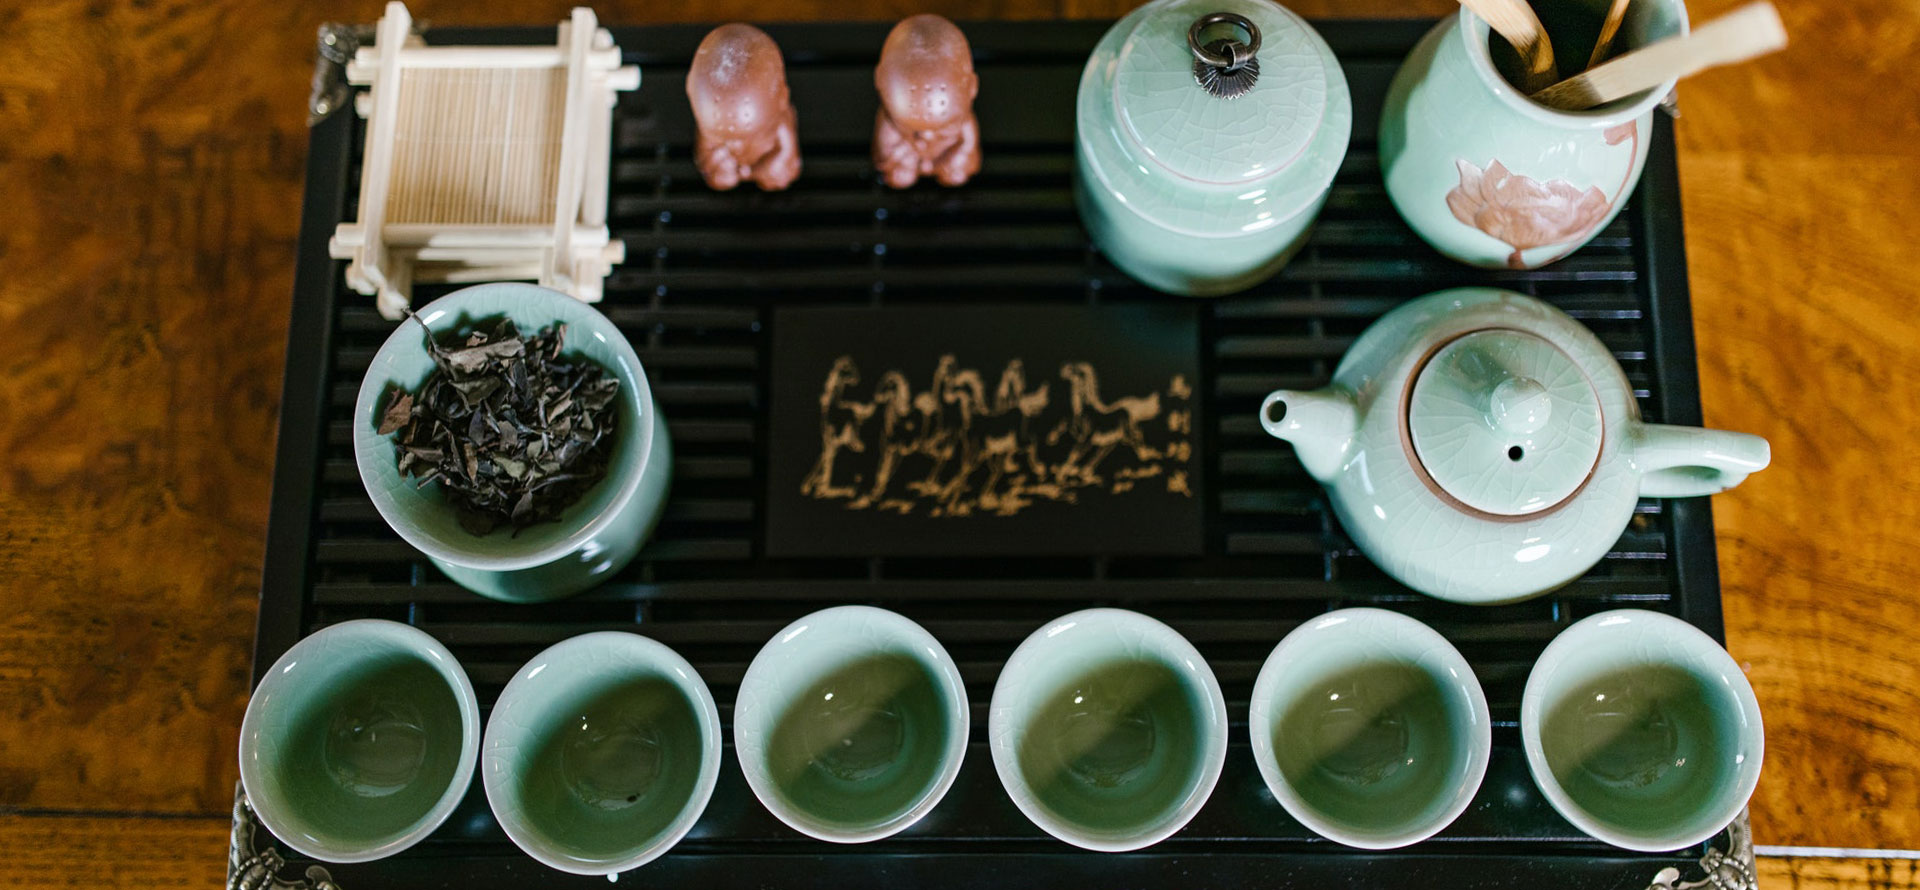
xmin=1266 ymin=400 xmax=1287 ymax=425
xmin=1508 ymin=446 xmax=1524 ymax=462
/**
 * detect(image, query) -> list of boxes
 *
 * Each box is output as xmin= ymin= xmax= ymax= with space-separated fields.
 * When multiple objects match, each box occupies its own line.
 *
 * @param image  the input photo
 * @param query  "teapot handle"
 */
xmin=1632 ymin=423 xmax=1771 ymax=498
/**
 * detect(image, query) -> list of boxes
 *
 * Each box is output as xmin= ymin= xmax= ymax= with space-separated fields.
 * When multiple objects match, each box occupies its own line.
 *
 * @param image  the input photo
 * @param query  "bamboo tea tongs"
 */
xmin=1586 ymin=0 xmax=1633 ymax=68
xmin=1459 ymin=0 xmax=1559 ymax=92
xmin=1531 ymin=1 xmax=1787 ymax=110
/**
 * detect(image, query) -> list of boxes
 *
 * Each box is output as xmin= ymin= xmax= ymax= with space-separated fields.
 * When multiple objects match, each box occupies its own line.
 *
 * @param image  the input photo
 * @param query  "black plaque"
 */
xmin=766 ymin=305 xmax=1204 ymax=557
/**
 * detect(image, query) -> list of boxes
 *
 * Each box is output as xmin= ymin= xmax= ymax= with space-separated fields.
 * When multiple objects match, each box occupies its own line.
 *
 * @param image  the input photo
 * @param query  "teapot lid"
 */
xmin=1407 ymin=329 xmax=1603 ymax=517
xmin=1109 ymin=0 xmax=1327 ymax=184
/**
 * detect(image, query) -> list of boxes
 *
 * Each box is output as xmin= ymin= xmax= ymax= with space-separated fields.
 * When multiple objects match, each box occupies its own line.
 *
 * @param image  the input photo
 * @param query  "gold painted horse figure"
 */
xmin=849 ymin=369 xmax=939 ymax=511
xmin=799 ymin=356 xmax=874 ymax=499
xmin=1050 ymin=361 xmax=1162 ymax=484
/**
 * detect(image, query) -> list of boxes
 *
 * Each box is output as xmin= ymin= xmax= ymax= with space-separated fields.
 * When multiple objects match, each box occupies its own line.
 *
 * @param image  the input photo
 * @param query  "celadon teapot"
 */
xmin=1260 ymin=288 xmax=1769 ymax=604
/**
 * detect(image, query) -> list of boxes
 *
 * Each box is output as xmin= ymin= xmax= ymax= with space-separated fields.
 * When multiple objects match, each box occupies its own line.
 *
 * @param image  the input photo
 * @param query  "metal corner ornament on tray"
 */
xmin=1642 ymin=811 xmax=1757 ymax=890
xmin=228 ymin=784 xmax=342 ymax=890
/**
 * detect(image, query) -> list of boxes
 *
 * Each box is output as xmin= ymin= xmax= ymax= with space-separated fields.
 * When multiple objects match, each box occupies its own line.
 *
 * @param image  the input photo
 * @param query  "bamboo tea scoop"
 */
xmin=1459 ymin=0 xmax=1558 ymax=92
xmin=1586 ymin=0 xmax=1632 ymax=69
xmin=1532 ymin=1 xmax=1787 ymax=110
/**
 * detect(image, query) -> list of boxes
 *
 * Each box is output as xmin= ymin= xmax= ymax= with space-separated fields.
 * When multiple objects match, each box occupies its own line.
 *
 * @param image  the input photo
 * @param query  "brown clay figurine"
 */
xmin=686 ymin=24 xmax=801 ymax=191
xmin=873 ymin=15 xmax=981 ymax=189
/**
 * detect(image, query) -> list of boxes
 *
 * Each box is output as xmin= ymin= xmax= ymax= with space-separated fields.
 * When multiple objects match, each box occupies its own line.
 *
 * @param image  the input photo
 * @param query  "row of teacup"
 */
xmin=238 ymin=605 xmax=1761 ymax=874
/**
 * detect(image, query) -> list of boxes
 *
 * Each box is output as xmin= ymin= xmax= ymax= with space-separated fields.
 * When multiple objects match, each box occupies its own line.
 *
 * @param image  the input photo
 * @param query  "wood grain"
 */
xmin=1676 ymin=0 xmax=1920 ymax=850
xmin=0 ymin=0 xmax=1914 ymax=882
xmin=0 ymin=815 xmax=230 ymax=888
xmin=1757 ymin=856 xmax=1920 ymax=890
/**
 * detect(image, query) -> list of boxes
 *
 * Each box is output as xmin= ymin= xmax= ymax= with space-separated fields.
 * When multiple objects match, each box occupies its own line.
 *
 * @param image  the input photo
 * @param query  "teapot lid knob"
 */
xmin=1407 ymin=330 xmax=1603 ymax=517
xmin=1489 ymin=376 xmax=1552 ymax=435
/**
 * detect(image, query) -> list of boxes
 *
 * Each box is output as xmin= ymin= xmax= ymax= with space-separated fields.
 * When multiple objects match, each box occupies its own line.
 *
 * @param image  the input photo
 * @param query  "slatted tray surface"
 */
xmin=254 ymin=18 xmax=1732 ymax=888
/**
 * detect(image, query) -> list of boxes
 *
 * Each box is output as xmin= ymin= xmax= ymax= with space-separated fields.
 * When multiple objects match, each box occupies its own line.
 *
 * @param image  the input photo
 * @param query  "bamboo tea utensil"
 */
xmin=1532 ymin=0 xmax=1786 ymax=110
xmin=1586 ymin=0 xmax=1632 ymax=68
xmin=1459 ymin=0 xmax=1559 ymax=92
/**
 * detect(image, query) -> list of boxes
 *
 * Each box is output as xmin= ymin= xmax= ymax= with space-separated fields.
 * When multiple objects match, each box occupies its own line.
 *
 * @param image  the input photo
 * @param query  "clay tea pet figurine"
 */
xmin=873 ymin=15 xmax=981 ymax=188
xmin=687 ymin=24 xmax=801 ymax=191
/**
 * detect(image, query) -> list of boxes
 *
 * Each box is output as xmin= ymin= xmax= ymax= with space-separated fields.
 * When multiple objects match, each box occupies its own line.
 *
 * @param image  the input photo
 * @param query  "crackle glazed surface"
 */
xmin=988 ymin=608 xmax=1228 ymax=851
xmin=482 ymin=632 xmax=721 ymax=875
xmin=239 ymin=619 xmax=481 ymax=863
xmin=1249 ymin=609 xmax=1491 ymax=849
xmin=733 ymin=606 xmax=969 ymax=843
xmin=352 ymin=283 xmax=672 ymax=602
xmin=1074 ymin=0 xmax=1351 ymax=295
xmin=1260 ymin=288 xmax=1768 ymax=604
xmin=1522 ymin=610 xmax=1763 ymax=851
xmin=1378 ymin=0 xmax=1687 ymax=269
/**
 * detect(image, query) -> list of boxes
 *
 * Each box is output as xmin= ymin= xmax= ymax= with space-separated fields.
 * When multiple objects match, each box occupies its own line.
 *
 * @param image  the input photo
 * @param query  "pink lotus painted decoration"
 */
xmin=1445 ymin=161 xmax=1611 ymax=269
xmin=1445 ymin=122 xmax=1638 ymax=269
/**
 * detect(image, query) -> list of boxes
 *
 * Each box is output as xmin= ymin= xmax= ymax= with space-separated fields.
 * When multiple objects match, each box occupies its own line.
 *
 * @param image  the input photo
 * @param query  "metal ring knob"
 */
xmin=1187 ymin=12 xmax=1261 ymax=70
xmin=1188 ymin=12 xmax=1262 ymax=99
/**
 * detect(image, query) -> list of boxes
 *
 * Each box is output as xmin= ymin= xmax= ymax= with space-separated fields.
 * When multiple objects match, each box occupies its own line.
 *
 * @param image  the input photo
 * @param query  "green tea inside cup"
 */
xmin=990 ymin=609 xmax=1228 ymax=852
xmin=1014 ymin=658 xmax=1208 ymax=835
xmin=735 ymin=607 xmax=969 ymax=843
xmin=483 ymin=633 xmax=721 ymax=875
xmin=1249 ymin=609 xmax=1491 ymax=849
xmin=1524 ymin=610 xmax=1764 ymax=851
xmin=240 ymin=620 xmax=480 ymax=863
xmin=1542 ymin=665 xmax=1746 ymax=829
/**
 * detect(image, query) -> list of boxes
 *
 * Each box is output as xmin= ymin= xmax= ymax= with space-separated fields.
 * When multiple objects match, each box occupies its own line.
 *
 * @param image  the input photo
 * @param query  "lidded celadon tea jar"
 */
xmin=1075 ymin=0 xmax=1351 ymax=296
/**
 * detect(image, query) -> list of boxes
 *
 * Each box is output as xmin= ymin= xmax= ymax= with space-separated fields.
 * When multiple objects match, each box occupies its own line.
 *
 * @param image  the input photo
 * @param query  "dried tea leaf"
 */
xmin=378 ymin=389 xmax=415 ymax=436
xmin=377 ymin=314 xmax=624 ymax=536
xmin=444 ymin=337 xmax=525 ymax=374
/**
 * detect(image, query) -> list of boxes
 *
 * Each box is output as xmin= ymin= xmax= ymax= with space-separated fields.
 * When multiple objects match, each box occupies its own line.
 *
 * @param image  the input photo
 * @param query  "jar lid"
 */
xmin=1407 ymin=329 xmax=1603 ymax=516
xmin=1077 ymin=0 xmax=1351 ymax=238
xmin=1113 ymin=0 xmax=1324 ymax=183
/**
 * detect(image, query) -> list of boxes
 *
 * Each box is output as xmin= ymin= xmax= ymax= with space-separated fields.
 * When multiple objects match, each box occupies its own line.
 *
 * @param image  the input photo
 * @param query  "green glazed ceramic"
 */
xmin=239 ymin=619 xmax=480 ymax=863
xmin=1249 ymin=609 xmax=1491 ymax=849
xmin=1074 ymin=0 xmax=1351 ymax=296
xmin=734 ymin=606 xmax=969 ymax=843
xmin=352 ymin=282 xmax=672 ymax=603
xmin=1522 ymin=610 xmax=1763 ymax=851
xmin=1378 ymin=0 xmax=1687 ymax=269
xmin=482 ymin=632 xmax=722 ymax=875
xmin=988 ymin=608 xmax=1228 ymax=852
xmin=1261 ymin=288 xmax=1770 ymax=604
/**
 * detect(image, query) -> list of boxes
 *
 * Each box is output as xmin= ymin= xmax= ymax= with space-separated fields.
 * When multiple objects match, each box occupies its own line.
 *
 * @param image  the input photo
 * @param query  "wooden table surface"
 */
xmin=1 ymin=0 xmax=1915 ymax=885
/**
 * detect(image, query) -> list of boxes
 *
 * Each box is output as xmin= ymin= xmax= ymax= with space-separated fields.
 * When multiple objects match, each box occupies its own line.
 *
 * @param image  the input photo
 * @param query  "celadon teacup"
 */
xmin=988 ymin=608 xmax=1228 ymax=852
xmin=734 ymin=606 xmax=969 ymax=843
xmin=239 ymin=619 xmax=481 ymax=863
xmin=353 ymin=282 xmax=672 ymax=603
xmin=1522 ymin=610 xmax=1763 ymax=852
xmin=483 ymin=632 xmax=722 ymax=876
xmin=1249 ymin=608 xmax=1491 ymax=849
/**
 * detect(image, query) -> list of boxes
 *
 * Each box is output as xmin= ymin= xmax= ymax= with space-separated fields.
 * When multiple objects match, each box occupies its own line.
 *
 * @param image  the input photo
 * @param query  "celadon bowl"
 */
xmin=988 ymin=608 xmax=1228 ymax=852
xmin=1249 ymin=608 xmax=1491 ymax=849
xmin=733 ymin=606 xmax=969 ymax=843
xmin=482 ymin=632 xmax=722 ymax=876
xmin=352 ymin=282 xmax=672 ymax=603
xmin=239 ymin=619 xmax=480 ymax=863
xmin=1522 ymin=610 xmax=1763 ymax=851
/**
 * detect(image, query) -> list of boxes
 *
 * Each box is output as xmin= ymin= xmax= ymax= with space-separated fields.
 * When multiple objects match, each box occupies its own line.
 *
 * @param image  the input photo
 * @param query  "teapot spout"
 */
xmin=1260 ymin=388 xmax=1357 ymax=482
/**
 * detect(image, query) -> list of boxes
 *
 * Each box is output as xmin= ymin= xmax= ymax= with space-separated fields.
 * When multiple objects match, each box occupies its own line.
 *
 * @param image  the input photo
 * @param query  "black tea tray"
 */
xmin=241 ymin=17 xmax=1752 ymax=890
